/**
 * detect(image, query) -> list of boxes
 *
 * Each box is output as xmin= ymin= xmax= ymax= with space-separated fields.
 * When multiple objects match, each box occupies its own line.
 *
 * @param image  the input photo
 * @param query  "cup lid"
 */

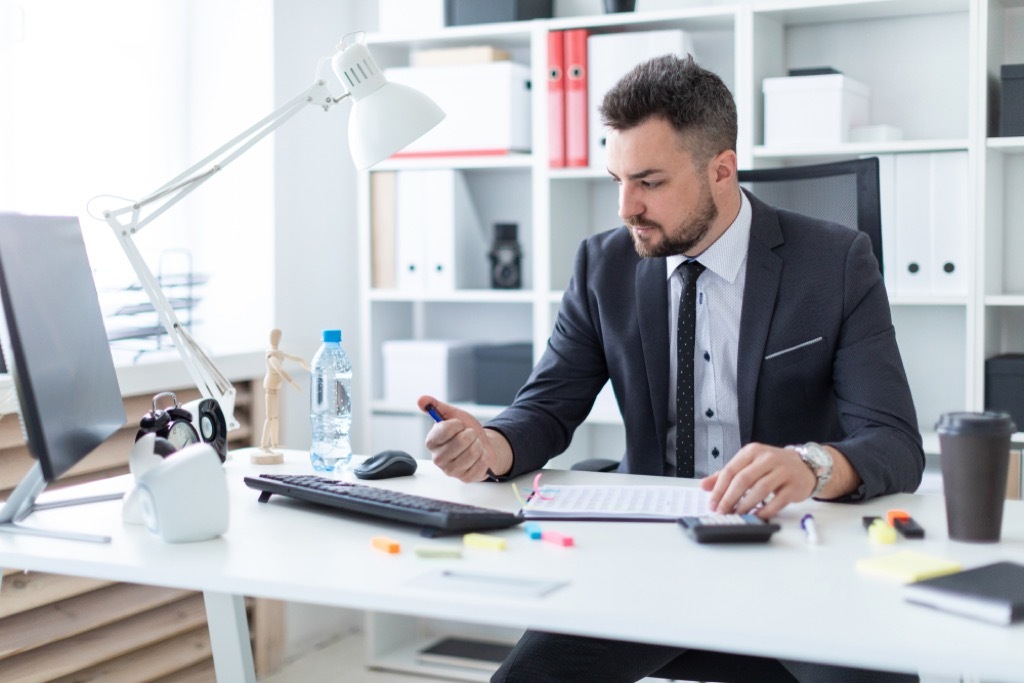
xmin=935 ymin=411 xmax=1017 ymax=436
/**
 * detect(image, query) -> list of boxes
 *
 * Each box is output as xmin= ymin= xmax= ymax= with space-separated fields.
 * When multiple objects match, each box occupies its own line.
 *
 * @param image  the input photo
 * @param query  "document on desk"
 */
xmin=521 ymin=485 xmax=712 ymax=521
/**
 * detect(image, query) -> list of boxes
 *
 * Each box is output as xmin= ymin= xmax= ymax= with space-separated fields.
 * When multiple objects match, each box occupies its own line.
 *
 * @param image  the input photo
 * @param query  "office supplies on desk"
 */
xmin=679 ymin=515 xmax=780 ymax=544
xmin=244 ymin=474 xmax=523 ymax=534
xmin=903 ymin=561 xmax=1024 ymax=625
xmin=801 ymin=514 xmax=819 ymax=544
xmin=463 ymin=532 xmax=508 ymax=551
xmin=372 ymin=536 xmax=401 ymax=554
xmin=520 ymin=484 xmax=711 ymax=521
xmin=856 ymin=550 xmax=962 ymax=583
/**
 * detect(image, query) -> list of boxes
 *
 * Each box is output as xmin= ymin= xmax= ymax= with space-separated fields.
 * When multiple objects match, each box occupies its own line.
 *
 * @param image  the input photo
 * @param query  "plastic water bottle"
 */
xmin=309 ymin=329 xmax=353 ymax=473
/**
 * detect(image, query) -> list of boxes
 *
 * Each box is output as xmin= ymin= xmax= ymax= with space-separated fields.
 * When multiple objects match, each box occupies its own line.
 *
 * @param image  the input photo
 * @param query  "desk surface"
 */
xmin=2 ymin=449 xmax=1023 ymax=681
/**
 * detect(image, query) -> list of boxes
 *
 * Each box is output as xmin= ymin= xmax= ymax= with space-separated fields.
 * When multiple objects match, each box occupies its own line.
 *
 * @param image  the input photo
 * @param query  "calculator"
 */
xmin=678 ymin=514 xmax=781 ymax=544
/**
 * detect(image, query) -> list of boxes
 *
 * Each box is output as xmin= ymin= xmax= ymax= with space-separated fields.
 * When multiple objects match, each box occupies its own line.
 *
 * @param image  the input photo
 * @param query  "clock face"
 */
xmin=166 ymin=420 xmax=200 ymax=450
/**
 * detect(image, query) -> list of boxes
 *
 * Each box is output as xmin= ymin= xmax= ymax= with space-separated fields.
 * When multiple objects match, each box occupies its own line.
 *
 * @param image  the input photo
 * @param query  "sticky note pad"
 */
xmin=541 ymin=531 xmax=574 ymax=547
xmin=372 ymin=536 xmax=401 ymax=554
xmin=856 ymin=550 xmax=962 ymax=583
xmin=523 ymin=523 xmax=542 ymax=540
xmin=414 ymin=545 xmax=463 ymax=559
xmin=463 ymin=533 xmax=507 ymax=551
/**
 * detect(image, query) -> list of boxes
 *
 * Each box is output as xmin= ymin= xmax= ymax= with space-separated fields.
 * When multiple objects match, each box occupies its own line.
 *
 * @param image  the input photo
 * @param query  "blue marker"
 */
xmin=801 ymin=514 xmax=819 ymax=544
xmin=424 ymin=403 xmax=500 ymax=482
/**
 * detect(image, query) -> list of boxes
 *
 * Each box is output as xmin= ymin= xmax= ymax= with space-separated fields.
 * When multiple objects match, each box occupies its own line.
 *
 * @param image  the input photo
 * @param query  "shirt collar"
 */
xmin=665 ymin=190 xmax=751 ymax=283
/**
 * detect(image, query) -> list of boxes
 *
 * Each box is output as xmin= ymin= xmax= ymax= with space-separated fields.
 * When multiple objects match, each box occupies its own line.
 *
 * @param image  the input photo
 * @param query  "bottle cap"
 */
xmin=322 ymin=329 xmax=342 ymax=343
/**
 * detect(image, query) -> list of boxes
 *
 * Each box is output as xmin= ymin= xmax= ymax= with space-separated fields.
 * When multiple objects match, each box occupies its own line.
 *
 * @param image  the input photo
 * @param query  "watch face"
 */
xmin=166 ymin=420 xmax=200 ymax=450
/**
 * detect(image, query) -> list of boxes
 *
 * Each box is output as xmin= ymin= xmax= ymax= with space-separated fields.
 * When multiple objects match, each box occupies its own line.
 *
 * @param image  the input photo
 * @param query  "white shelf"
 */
xmin=358 ymin=1 xmax=1019 ymax=671
xmin=369 ymin=289 xmax=535 ymax=304
xmin=753 ymin=138 xmax=969 ymax=160
xmin=372 ymin=154 xmax=534 ymax=171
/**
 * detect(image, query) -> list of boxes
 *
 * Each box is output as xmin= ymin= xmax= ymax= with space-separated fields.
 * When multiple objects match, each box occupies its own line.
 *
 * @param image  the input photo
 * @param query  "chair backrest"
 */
xmin=738 ymin=157 xmax=882 ymax=274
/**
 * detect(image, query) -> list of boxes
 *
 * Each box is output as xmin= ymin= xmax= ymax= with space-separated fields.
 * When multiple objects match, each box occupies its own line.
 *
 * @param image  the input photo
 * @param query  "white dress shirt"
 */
xmin=664 ymin=191 xmax=751 ymax=477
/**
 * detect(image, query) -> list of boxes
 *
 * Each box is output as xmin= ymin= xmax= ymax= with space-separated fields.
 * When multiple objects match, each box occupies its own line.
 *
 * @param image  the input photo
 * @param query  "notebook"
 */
xmin=904 ymin=561 xmax=1024 ymax=625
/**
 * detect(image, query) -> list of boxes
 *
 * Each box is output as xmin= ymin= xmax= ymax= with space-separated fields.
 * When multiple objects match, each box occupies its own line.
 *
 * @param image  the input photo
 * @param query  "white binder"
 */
xmin=893 ymin=153 xmax=933 ymax=296
xmin=395 ymin=170 xmax=486 ymax=292
xmin=928 ymin=151 xmax=969 ymax=296
xmin=587 ymin=30 xmax=693 ymax=171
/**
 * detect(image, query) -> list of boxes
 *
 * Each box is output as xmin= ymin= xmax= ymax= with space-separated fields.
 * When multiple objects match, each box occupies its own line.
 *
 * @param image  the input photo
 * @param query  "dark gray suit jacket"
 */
xmin=488 ymin=191 xmax=924 ymax=501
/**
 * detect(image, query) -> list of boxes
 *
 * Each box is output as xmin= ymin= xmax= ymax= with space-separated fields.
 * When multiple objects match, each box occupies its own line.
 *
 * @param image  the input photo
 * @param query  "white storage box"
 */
xmin=382 ymin=340 xmax=476 ymax=406
xmin=384 ymin=62 xmax=532 ymax=156
xmin=378 ymin=0 xmax=445 ymax=35
xmin=763 ymin=74 xmax=870 ymax=147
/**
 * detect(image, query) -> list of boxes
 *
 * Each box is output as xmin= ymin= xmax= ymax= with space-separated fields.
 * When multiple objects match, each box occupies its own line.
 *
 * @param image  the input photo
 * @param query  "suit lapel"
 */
xmin=637 ymin=258 xmax=669 ymax=442
xmin=737 ymin=192 xmax=784 ymax=444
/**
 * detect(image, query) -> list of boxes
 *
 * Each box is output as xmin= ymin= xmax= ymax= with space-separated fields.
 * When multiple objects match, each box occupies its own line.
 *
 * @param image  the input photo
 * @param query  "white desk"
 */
xmin=2 ymin=449 xmax=1023 ymax=682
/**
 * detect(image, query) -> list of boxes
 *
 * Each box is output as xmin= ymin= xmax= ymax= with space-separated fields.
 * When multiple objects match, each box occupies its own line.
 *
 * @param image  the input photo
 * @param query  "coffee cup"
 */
xmin=935 ymin=411 xmax=1016 ymax=543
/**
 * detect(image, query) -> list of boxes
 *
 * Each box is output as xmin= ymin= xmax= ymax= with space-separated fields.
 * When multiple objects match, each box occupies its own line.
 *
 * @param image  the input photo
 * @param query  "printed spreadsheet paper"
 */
xmin=522 ymin=485 xmax=713 ymax=520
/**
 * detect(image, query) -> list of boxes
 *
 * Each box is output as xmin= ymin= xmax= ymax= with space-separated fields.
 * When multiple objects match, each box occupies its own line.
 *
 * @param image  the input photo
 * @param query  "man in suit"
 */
xmin=420 ymin=54 xmax=923 ymax=682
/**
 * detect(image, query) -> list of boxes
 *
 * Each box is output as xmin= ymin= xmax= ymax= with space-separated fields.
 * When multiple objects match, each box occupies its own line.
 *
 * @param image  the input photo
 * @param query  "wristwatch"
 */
xmin=788 ymin=442 xmax=833 ymax=498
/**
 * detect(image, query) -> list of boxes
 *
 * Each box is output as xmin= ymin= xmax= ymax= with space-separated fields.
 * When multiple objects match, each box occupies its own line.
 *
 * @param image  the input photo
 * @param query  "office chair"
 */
xmin=570 ymin=157 xmax=881 ymax=682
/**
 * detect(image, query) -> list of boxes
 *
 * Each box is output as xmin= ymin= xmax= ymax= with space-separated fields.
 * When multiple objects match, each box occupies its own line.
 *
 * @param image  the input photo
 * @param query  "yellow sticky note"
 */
xmin=856 ymin=550 xmax=962 ymax=583
xmin=463 ymin=532 xmax=507 ymax=551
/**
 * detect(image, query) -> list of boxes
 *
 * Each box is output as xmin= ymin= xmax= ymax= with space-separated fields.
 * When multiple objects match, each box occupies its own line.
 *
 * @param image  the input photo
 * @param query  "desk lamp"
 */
xmin=100 ymin=32 xmax=444 ymax=432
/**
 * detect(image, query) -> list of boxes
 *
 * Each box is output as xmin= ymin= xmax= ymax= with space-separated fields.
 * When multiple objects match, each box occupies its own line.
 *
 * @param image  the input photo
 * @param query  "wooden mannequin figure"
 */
xmin=251 ymin=328 xmax=310 ymax=465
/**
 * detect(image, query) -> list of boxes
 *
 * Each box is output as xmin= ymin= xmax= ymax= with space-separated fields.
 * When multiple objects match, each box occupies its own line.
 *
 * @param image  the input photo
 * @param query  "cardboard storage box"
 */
xmin=985 ymin=354 xmax=1024 ymax=430
xmin=473 ymin=343 xmax=532 ymax=405
xmin=384 ymin=62 xmax=532 ymax=156
xmin=999 ymin=63 xmax=1024 ymax=137
xmin=382 ymin=340 xmax=476 ymax=406
xmin=763 ymin=74 xmax=870 ymax=147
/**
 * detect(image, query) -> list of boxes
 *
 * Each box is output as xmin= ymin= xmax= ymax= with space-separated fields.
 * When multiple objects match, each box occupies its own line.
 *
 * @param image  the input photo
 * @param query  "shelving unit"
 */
xmin=353 ymin=1 xmax=1021 ymax=676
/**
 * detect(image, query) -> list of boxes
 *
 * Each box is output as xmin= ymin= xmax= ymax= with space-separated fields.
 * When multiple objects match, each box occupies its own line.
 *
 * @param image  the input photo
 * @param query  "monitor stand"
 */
xmin=0 ymin=462 xmax=123 ymax=543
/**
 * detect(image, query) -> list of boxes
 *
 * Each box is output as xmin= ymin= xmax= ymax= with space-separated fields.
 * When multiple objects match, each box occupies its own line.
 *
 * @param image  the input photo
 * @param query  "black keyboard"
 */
xmin=244 ymin=474 xmax=523 ymax=534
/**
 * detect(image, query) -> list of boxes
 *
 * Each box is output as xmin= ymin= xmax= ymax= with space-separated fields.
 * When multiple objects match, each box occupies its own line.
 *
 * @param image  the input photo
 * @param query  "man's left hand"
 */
xmin=700 ymin=442 xmax=817 ymax=519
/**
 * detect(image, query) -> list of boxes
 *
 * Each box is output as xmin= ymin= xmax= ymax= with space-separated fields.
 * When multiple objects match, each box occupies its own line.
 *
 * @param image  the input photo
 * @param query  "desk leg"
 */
xmin=204 ymin=591 xmax=256 ymax=683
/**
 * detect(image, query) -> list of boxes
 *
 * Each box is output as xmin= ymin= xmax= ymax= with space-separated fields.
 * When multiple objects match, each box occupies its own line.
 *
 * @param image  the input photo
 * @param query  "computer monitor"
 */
xmin=0 ymin=214 xmax=127 ymax=542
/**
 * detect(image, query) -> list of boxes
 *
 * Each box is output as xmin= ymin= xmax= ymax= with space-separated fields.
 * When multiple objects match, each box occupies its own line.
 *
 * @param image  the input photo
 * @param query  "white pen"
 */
xmin=801 ymin=514 xmax=819 ymax=544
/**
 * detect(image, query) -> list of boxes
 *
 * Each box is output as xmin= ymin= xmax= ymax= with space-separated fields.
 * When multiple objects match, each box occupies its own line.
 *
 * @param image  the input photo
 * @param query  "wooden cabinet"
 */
xmin=0 ymin=379 xmax=286 ymax=681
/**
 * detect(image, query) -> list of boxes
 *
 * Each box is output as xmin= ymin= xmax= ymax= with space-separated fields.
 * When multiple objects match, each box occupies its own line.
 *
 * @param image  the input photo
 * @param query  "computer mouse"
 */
xmin=353 ymin=449 xmax=418 ymax=480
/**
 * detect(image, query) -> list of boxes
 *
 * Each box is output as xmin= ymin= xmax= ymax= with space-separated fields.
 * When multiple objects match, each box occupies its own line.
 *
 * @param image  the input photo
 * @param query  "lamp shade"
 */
xmin=331 ymin=37 xmax=445 ymax=169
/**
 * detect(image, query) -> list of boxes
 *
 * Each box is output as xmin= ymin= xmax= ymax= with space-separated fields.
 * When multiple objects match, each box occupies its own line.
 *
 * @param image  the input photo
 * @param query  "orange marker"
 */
xmin=372 ymin=536 xmax=401 ymax=554
xmin=886 ymin=509 xmax=910 ymax=526
xmin=541 ymin=531 xmax=574 ymax=547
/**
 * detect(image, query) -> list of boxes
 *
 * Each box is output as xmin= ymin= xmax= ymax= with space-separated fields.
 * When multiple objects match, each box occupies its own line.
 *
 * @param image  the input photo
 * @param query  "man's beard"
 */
xmin=627 ymin=187 xmax=719 ymax=259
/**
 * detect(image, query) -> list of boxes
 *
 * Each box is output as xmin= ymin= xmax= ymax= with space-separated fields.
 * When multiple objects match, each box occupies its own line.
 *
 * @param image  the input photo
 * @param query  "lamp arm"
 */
xmin=103 ymin=79 xmax=346 ymax=431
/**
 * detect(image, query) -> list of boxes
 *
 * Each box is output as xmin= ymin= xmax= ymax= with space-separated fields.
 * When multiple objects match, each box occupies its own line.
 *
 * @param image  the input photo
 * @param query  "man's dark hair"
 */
xmin=599 ymin=54 xmax=737 ymax=167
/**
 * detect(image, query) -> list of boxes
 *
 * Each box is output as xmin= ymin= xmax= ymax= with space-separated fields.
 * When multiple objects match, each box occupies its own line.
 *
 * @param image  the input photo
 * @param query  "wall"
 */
xmin=271 ymin=0 xmax=378 ymax=658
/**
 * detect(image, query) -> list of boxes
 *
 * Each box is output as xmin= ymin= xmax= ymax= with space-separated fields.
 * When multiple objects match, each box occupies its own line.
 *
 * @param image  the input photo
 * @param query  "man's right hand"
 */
xmin=417 ymin=396 xmax=512 ymax=482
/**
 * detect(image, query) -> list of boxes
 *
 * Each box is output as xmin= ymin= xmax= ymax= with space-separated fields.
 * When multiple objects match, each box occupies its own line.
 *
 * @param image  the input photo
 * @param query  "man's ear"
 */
xmin=711 ymin=149 xmax=737 ymax=186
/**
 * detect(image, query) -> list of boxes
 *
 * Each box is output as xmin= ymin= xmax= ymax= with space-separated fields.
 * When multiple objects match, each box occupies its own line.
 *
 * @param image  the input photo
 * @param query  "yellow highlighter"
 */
xmin=463 ymin=532 xmax=508 ymax=551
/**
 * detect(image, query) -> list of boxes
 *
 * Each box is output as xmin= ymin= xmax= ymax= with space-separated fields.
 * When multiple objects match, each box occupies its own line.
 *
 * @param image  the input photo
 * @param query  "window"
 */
xmin=0 ymin=0 xmax=273 ymax=360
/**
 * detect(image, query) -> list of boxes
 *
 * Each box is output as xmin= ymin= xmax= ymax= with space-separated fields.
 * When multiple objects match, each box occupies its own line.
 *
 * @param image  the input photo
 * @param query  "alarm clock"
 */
xmin=136 ymin=391 xmax=200 ymax=452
